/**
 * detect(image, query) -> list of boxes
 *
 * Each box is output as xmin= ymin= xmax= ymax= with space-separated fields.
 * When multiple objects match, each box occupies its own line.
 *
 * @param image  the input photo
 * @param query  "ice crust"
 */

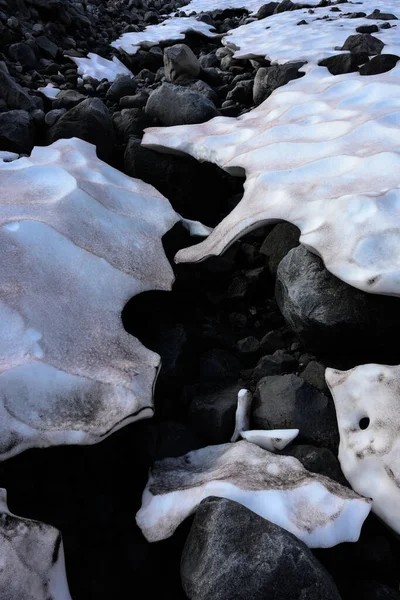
xmin=67 ymin=52 xmax=133 ymax=82
xmin=142 ymin=0 xmax=400 ymax=296
xmin=326 ymin=364 xmax=400 ymax=535
xmin=0 ymin=137 xmax=179 ymax=460
xmin=0 ymin=488 xmax=72 ymax=599
xmin=111 ymin=17 xmax=218 ymax=55
xmin=37 ymin=83 xmax=61 ymax=99
xmin=136 ymin=440 xmax=371 ymax=547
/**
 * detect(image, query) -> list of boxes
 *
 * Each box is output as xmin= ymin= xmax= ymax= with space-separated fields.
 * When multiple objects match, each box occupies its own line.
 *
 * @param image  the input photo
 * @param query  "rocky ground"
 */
xmin=1 ymin=0 xmax=400 ymax=598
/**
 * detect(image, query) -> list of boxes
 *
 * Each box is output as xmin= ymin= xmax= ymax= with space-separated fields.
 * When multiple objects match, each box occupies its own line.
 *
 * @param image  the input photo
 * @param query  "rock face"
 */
xmin=181 ymin=497 xmax=342 ymax=600
xmin=275 ymin=245 xmax=400 ymax=353
xmin=254 ymin=374 xmax=339 ymax=451
xmin=0 ymin=488 xmax=72 ymax=600
xmin=145 ymin=82 xmax=218 ymax=126
xmin=327 ymin=364 xmax=400 ymax=535
xmin=136 ymin=440 xmax=371 ymax=547
xmin=0 ymin=137 xmax=179 ymax=460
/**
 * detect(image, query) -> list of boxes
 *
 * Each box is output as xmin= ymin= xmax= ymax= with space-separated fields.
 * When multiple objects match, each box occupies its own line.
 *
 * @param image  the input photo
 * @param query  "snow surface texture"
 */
xmin=0 ymin=488 xmax=72 ymax=599
xmin=143 ymin=0 xmax=400 ymax=296
xmin=240 ymin=429 xmax=299 ymax=451
xmin=0 ymin=137 xmax=179 ymax=460
xmin=181 ymin=0 xmax=321 ymax=16
xmin=231 ymin=388 xmax=252 ymax=442
xmin=326 ymin=364 xmax=400 ymax=535
xmin=67 ymin=53 xmax=132 ymax=82
xmin=136 ymin=440 xmax=371 ymax=547
xmin=111 ymin=17 xmax=218 ymax=55
xmin=37 ymin=83 xmax=61 ymax=99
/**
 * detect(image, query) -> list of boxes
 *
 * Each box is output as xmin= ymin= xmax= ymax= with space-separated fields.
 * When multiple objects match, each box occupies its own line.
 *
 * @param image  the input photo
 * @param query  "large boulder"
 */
xmin=188 ymin=384 xmax=243 ymax=444
xmin=49 ymin=98 xmax=115 ymax=162
xmin=275 ymin=245 xmax=400 ymax=354
xmin=164 ymin=44 xmax=200 ymax=82
xmin=253 ymin=374 xmax=339 ymax=451
xmin=145 ymin=83 xmax=218 ymax=126
xmin=253 ymin=62 xmax=305 ymax=105
xmin=181 ymin=497 xmax=342 ymax=600
xmin=0 ymin=110 xmax=33 ymax=154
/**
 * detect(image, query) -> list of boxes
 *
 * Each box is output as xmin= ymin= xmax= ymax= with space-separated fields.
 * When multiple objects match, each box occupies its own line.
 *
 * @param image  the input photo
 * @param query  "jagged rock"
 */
xmin=164 ymin=43 xmax=200 ymax=82
xmin=181 ymin=497 xmax=342 ymax=600
xmin=49 ymin=98 xmax=115 ymax=162
xmin=254 ymin=374 xmax=339 ymax=450
xmin=300 ymin=360 xmax=328 ymax=393
xmin=145 ymin=82 xmax=218 ymax=126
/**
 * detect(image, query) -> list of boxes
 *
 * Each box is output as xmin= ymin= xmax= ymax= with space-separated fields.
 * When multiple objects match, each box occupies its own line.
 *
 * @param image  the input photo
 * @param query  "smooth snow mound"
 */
xmin=111 ymin=16 xmax=217 ymax=55
xmin=0 ymin=137 xmax=179 ymax=460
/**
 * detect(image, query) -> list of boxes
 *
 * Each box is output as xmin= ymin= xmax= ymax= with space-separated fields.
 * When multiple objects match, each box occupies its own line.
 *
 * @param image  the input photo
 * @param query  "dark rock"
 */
xmin=359 ymin=54 xmax=400 ymax=75
xmin=35 ymin=35 xmax=58 ymax=59
xmin=274 ymin=0 xmax=295 ymax=13
xmin=356 ymin=581 xmax=400 ymax=600
xmin=145 ymin=82 xmax=218 ymax=126
xmin=253 ymin=374 xmax=339 ymax=450
xmin=300 ymin=360 xmax=328 ymax=394
xmin=184 ymin=79 xmax=219 ymax=105
xmin=113 ymin=108 xmax=153 ymax=141
xmin=256 ymin=2 xmax=279 ymax=19
xmin=0 ymin=110 xmax=33 ymax=154
xmin=189 ymin=383 xmax=242 ymax=444
xmin=282 ymin=445 xmax=347 ymax=486
xmin=49 ymin=98 xmax=115 ymax=163
xmin=144 ymin=10 xmax=158 ymax=23
xmin=367 ymin=9 xmax=398 ymax=21
xmin=276 ymin=245 xmax=400 ymax=355
xmin=356 ymin=24 xmax=379 ymax=34
xmin=44 ymin=107 xmax=66 ymax=126
xmin=105 ymin=74 xmax=136 ymax=101
xmin=237 ymin=336 xmax=260 ymax=354
xmin=0 ymin=65 xmax=36 ymax=111
xmin=339 ymin=33 xmax=384 ymax=55
xmin=135 ymin=68 xmax=155 ymax=84
xmin=9 ymin=42 xmax=37 ymax=69
xmin=227 ymin=274 xmax=248 ymax=298
xmin=253 ymin=62 xmax=305 ymax=105
xmin=297 ymin=19 xmax=308 ymax=25
xmin=198 ymin=349 xmax=240 ymax=382
xmin=380 ymin=22 xmax=393 ymax=30
xmin=53 ymin=89 xmax=86 ymax=110
xmin=318 ymin=53 xmax=360 ymax=74
xmin=154 ymin=421 xmax=205 ymax=461
xmin=260 ymin=222 xmax=300 ymax=275
xmin=251 ymin=350 xmax=297 ymax=383
xmin=164 ymin=43 xmax=200 ymax=82
xmin=199 ymin=52 xmax=218 ymax=69
xmin=181 ymin=497 xmax=342 ymax=600
xmin=119 ymin=90 xmax=150 ymax=108
xmin=259 ymin=329 xmax=286 ymax=353
xmin=226 ymin=79 xmax=253 ymax=104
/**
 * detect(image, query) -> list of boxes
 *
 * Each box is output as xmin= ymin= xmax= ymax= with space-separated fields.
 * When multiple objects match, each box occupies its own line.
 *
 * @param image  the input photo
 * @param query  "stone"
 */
xmin=236 ymin=336 xmax=260 ymax=354
xmin=276 ymin=245 xmax=400 ymax=353
xmin=366 ymin=9 xmax=398 ymax=21
xmin=198 ymin=349 xmax=241 ymax=382
xmin=164 ymin=43 xmax=200 ymax=82
xmin=259 ymin=329 xmax=286 ymax=353
xmin=254 ymin=374 xmax=339 ymax=451
xmin=283 ymin=445 xmax=347 ymax=486
xmin=253 ymin=62 xmax=305 ymax=105
xmin=184 ymin=79 xmax=219 ymax=105
xmin=339 ymin=33 xmax=384 ymax=55
xmin=8 ymin=42 xmax=37 ymax=69
xmin=49 ymin=98 xmax=116 ymax=162
xmin=0 ymin=110 xmax=33 ymax=154
xmin=359 ymin=54 xmax=400 ymax=75
xmin=260 ymin=222 xmax=300 ymax=275
xmin=318 ymin=53 xmax=361 ymax=75
xmin=145 ymin=82 xmax=218 ymax=126
xmin=0 ymin=66 xmax=36 ymax=111
xmin=251 ymin=351 xmax=297 ymax=383
xmin=113 ymin=108 xmax=153 ymax=141
xmin=256 ymin=2 xmax=279 ymax=19
xmin=53 ymin=89 xmax=87 ymax=110
xmin=136 ymin=440 xmax=371 ymax=546
xmin=44 ymin=108 xmax=67 ymax=127
xmin=189 ymin=383 xmax=243 ymax=444
xmin=181 ymin=497 xmax=342 ymax=600
xmin=35 ymin=35 xmax=58 ymax=59
xmin=300 ymin=360 xmax=329 ymax=394
xmin=356 ymin=24 xmax=379 ymax=34
xmin=119 ymin=90 xmax=150 ymax=108
xmin=105 ymin=74 xmax=137 ymax=101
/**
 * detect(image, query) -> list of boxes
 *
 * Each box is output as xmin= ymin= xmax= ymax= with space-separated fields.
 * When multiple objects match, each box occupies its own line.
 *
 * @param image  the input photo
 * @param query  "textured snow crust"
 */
xmin=136 ymin=440 xmax=371 ymax=547
xmin=0 ymin=137 xmax=179 ymax=460
xmin=327 ymin=364 xmax=400 ymax=535
xmin=111 ymin=17 xmax=217 ymax=55
xmin=181 ymin=0 xmax=321 ymax=16
xmin=67 ymin=52 xmax=132 ymax=82
xmin=143 ymin=0 xmax=400 ymax=296
xmin=0 ymin=488 xmax=72 ymax=600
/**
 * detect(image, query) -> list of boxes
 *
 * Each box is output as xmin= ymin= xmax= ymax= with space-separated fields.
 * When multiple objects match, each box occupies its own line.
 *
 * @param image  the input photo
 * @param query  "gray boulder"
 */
xmin=181 ymin=497 xmax=342 ymax=600
xmin=253 ymin=374 xmax=339 ymax=451
xmin=146 ymin=83 xmax=218 ymax=126
xmin=164 ymin=44 xmax=200 ymax=82
xmin=253 ymin=62 xmax=305 ymax=105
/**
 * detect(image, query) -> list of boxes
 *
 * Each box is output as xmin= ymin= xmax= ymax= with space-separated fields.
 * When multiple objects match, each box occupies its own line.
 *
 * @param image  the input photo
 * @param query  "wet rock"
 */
xmin=356 ymin=24 xmax=379 ymax=34
xmin=259 ymin=329 xmax=286 ymax=354
xmin=253 ymin=374 xmax=339 ymax=450
xmin=119 ymin=90 xmax=150 ymax=108
xmin=181 ymin=497 xmax=342 ymax=600
xmin=145 ymin=82 xmax=218 ymax=126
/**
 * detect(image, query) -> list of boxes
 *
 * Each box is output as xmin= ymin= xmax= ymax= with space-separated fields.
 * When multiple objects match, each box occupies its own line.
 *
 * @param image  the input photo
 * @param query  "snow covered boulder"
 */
xmin=0 ymin=137 xmax=179 ymax=460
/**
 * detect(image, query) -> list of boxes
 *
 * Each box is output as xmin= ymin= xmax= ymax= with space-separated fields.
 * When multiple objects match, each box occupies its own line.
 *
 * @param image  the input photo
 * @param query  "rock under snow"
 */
xmin=67 ymin=53 xmax=132 ymax=82
xmin=326 ymin=364 xmax=400 ymax=535
xmin=136 ymin=440 xmax=371 ymax=547
xmin=0 ymin=488 xmax=71 ymax=599
xmin=0 ymin=137 xmax=179 ymax=460
xmin=111 ymin=17 xmax=218 ymax=56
